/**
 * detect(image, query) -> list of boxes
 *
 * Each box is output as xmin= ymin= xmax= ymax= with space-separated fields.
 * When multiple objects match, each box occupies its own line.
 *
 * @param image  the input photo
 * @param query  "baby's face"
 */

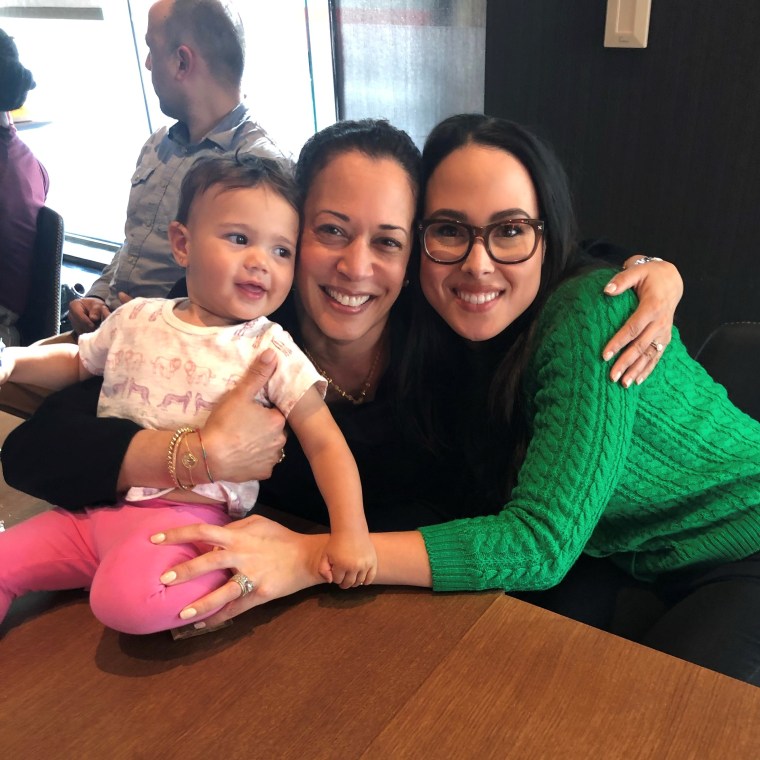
xmin=178 ymin=184 xmax=298 ymax=327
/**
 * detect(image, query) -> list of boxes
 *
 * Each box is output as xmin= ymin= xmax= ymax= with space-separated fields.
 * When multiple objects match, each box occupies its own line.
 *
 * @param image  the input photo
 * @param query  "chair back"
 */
xmin=16 ymin=206 xmax=64 ymax=346
xmin=695 ymin=321 xmax=760 ymax=421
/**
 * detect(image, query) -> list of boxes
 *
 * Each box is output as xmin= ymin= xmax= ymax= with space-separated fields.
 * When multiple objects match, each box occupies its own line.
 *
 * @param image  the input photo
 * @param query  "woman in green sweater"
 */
xmin=156 ymin=115 xmax=760 ymax=684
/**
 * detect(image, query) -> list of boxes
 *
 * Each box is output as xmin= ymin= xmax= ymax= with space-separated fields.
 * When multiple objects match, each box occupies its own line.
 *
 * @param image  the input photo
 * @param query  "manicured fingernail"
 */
xmin=622 ymin=377 xmax=632 ymax=388
xmin=603 ymin=350 xmax=613 ymax=361
xmin=150 ymin=533 xmax=166 ymax=543
xmin=604 ymin=281 xmax=618 ymax=293
xmin=193 ymin=621 xmax=207 ymax=630
xmin=179 ymin=607 xmax=197 ymax=620
xmin=160 ymin=570 xmax=177 ymax=584
xmin=612 ymin=371 xmax=622 ymax=383
xmin=636 ymin=376 xmax=645 ymax=385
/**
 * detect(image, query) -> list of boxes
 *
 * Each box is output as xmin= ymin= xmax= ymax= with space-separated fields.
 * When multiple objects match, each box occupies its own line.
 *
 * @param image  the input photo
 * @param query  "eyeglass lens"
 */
xmin=424 ymin=221 xmax=537 ymax=263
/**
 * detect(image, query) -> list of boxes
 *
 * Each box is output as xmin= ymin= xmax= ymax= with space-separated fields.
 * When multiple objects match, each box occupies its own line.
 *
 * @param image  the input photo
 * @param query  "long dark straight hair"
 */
xmin=401 ymin=114 xmax=588 ymax=506
xmin=293 ymin=119 xmax=423 ymax=393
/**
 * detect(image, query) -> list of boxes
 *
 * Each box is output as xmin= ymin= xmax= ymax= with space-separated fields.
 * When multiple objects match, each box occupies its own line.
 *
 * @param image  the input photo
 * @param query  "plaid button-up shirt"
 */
xmin=88 ymin=103 xmax=291 ymax=311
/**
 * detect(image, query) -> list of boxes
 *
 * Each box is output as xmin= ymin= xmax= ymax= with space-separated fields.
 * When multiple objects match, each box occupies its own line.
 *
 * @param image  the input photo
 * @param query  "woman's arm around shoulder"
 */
xmin=601 ymin=256 xmax=683 ymax=386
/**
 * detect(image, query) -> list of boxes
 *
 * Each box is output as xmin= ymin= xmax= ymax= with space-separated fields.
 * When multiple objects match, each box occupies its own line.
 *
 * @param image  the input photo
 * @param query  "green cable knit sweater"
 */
xmin=419 ymin=269 xmax=760 ymax=592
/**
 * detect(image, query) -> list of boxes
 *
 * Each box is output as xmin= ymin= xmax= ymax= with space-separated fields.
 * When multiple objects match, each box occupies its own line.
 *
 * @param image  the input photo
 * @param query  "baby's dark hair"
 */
xmin=176 ymin=153 xmax=298 ymax=225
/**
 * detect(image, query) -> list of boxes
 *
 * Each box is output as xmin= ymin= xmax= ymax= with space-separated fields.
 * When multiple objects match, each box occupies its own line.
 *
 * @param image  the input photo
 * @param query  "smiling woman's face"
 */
xmin=295 ymin=150 xmax=416 ymax=348
xmin=421 ymin=143 xmax=543 ymax=342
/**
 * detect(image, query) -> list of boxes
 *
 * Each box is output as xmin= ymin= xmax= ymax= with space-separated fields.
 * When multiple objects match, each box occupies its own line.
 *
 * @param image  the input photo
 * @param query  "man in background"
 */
xmin=69 ymin=0 xmax=290 ymax=334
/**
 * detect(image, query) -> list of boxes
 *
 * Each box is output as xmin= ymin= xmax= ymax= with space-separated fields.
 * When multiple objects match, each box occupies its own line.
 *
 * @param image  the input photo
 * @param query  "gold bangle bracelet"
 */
xmin=167 ymin=426 xmax=197 ymax=490
xmin=196 ymin=428 xmax=215 ymax=483
xmin=180 ymin=434 xmax=199 ymax=489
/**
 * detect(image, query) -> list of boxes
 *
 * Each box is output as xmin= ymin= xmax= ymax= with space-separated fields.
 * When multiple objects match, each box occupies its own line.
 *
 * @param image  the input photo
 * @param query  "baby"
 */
xmin=0 ymin=155 xmax=375 ymax=634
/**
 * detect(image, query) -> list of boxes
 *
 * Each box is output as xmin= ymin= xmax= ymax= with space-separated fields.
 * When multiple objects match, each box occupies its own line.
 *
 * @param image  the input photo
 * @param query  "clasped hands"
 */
xmin=151 ymin=515 xmax=365 ymax=630
xmin=147 ymin=349 xmax=376 ymax=631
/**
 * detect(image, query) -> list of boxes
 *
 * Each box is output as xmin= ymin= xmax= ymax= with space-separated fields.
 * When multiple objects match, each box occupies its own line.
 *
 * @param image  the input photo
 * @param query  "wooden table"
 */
xmin=364 ymin=596 xmax=760 ymax=758
xmin=2 ymin=586 xmax=758 ymax=759
xmin=2 ymin=412 xmax=758 ymax=758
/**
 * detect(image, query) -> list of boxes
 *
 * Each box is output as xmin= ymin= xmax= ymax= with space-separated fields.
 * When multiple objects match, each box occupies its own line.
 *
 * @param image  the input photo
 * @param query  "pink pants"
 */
xmin=0 ymin=498 xmax=231 ymax=634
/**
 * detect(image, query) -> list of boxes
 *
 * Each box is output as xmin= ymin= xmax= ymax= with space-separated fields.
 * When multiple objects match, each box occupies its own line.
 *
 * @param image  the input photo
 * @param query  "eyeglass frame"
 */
xmin=418 ymin=218 xmax=545 ymax=265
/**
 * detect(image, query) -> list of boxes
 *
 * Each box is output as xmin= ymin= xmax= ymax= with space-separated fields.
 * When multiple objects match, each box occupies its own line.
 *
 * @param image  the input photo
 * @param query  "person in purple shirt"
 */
xmin=0 ymin=28 xmax=49 ymax=346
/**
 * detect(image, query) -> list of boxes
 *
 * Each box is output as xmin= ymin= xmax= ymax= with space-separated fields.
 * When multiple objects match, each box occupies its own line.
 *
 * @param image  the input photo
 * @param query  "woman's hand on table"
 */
xmin=152 ymin=515 xmax=329 ymax=628
xmin=202 ymin=349 xmax=288 ymax=483
xmin=601 ymin=256 xmax=683 ymax=387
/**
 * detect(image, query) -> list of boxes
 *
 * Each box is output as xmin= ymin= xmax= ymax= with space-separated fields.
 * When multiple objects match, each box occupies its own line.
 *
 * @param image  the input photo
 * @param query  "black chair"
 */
xmin=695 ymin=321 xmax=760 ymax=421
xmin=16 ymin=206 xmax=64 ymax=346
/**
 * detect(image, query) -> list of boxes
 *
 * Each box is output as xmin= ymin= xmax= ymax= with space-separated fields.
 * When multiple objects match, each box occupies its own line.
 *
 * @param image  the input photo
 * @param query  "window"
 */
xmin=2 ymin=0 xmax=335 ymax=265
xmin=333 ymin=0 xmax=486 ymax=147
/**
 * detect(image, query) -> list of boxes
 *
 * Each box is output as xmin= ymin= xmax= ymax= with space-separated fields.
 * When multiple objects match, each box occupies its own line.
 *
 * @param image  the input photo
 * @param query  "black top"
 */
xmin=0 ymin=293 xmax=474 ymax=530
xmin=0 ymin=240 xmax=631 ymax=528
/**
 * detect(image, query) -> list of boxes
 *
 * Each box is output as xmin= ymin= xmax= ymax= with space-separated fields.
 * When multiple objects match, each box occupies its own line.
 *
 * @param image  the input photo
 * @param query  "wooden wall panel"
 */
xmin=485 ymin=0 xmax=760 ymax=350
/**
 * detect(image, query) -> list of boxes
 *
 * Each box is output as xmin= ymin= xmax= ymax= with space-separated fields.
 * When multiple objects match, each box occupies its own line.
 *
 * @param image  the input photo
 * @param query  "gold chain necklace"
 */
xmin=304 ymin=344 xmax=382 ymax=405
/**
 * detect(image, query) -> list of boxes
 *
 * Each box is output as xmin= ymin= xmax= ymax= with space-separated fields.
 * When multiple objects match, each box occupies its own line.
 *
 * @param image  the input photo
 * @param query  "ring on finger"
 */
xmin=231 ymin=572 xmax=255 ymax=597
xmin=624 ymin=256 xmax=664 ymax=269
xmin=277 ymin=448 xmax=286 ymax=464
xmin=650 ymin=340 xmax=664 ymax=354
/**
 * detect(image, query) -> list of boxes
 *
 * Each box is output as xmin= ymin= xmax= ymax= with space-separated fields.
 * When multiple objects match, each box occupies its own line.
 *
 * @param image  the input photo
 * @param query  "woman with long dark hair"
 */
xmin=146 ymin=115 xmax=760 ymax=684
